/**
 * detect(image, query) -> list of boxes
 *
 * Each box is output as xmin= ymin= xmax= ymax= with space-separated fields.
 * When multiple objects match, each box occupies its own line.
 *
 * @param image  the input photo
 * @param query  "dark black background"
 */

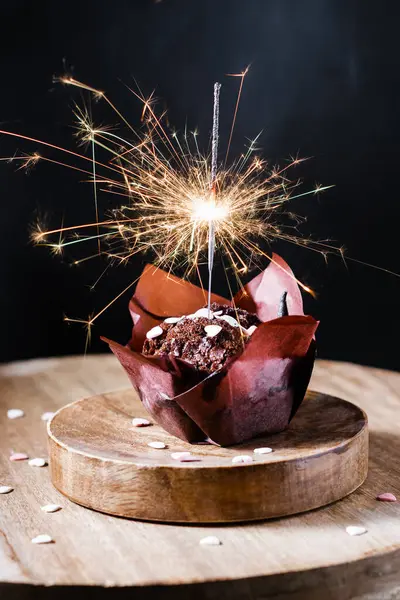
xmin=1 ymin=0 xmax=399 ymax=369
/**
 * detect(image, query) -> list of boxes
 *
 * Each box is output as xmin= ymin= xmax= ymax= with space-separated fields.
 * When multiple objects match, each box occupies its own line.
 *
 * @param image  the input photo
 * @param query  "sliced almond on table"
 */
xmin=171 ymin=452 xmax=191 ymax=460
xmin=7 ymin=409 xmax=24 ymax=420
xmin=41 ymin=504 xmax=62 ymax=513
xmin=148 ymin=441 xmax=166 ymax=449
xmin=41 ymin=412 xmax=55 ymax=422
xmin=170 ymin=451 xmax=200 ymax=462
xmin=346 ymin=526 xmax=367 ymax=536
xmin=31 ymin=534 xmax=53 ymax=545
xmin=29 ymin=458 xmax=47 ymax=467
xmin=200 ymin=536 xmax=222 ymax=546
xmin=253 ymin=447 xmax=273 ymax=455
xmin=231 ymin=455 xmax=253 ymax=465
xmin=0 ymin=486 xmax=14 ymax=494
xmin=131 ymin=417 xmax=151 ymax=427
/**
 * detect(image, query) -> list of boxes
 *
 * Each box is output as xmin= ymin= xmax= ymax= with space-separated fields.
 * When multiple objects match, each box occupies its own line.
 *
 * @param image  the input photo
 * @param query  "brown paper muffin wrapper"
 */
xmin=105 ymin=253 xmax=318 ymax=446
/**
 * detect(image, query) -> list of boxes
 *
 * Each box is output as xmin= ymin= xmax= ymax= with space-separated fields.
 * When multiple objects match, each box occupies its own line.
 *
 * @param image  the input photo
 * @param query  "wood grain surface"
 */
xmin=48 ymin=389 xmax=368 ymax=522
xmin=0 ymin=355 xmax=400 ymax=600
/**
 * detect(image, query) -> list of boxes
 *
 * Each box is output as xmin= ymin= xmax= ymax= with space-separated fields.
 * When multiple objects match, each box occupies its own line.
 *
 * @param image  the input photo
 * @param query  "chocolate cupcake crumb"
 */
xmin=143 ymin=316 xmax=247 ymax=374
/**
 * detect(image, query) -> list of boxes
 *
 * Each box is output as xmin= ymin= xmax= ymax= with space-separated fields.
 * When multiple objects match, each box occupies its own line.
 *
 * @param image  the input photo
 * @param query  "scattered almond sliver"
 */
xmin=232 ymin=455 xmax=253 ymax=465
xmin=29 ymin=458 xmax=47 ymax=468
xmin=346 ymin=526 xmax=367 ymax=536
xmin=200 ymin=536 xmax=222 ymax=546
xmin=164 ymin=316 xmax=181 ymax=324
xmin=253 ymin=447 xmax=273 ymax=455
xmin=10 ymin=453 xmax=29 ymax=462
xmin=204 ymin=324 xmax=222 ymax=337
xmin=31 ymin=534 xmax=53 ymax=545
xmin=131 ymin=417 xmax=151 ymax=427
xmin=41 ymin=412 xmax=55 ymax=422
xmin=0 ymin=486 xmax=13 ymax=494
xmin=171 ymin=452 xmax=191 ymax=460
xmin=217 ymin=314 xmax=239 ymax=328
xmin=194 ymin=308 xmax=213 ymax=318
xmin=148 ymin=441 xmax=166 ymax=449
xmin=146 ymin=326 xmax=163 ymax=340
xmin=376 ymin=492 xmax=397 ymax=502
xmin=7 ymin=409 xmax=24 ymax=420
xmin=41 ymin=504 xmax=62 ymax=513
xmin=170 ymin=451 xmax=200 ymax=462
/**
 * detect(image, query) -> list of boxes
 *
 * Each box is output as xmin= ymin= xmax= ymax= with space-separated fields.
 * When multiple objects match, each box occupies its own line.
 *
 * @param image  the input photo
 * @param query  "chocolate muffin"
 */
xmin=143 ymin=313 xmax=248 ymax=374
xmin=209 ymin=302 xmax=261 ymax=330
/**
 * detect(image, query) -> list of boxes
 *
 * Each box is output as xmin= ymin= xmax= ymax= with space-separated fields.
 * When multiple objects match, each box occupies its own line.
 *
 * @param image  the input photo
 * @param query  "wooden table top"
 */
xmin=0 ymin=355 xmax=399 ymax=600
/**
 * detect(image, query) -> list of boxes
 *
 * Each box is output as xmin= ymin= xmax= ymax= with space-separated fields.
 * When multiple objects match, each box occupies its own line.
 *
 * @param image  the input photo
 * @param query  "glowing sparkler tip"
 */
xmin=191 ymin=197 xmax=228 ymax=223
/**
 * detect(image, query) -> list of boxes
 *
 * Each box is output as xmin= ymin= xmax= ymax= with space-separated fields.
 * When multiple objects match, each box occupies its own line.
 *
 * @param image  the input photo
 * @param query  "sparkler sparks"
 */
xmin=1 ymin=71 xmax=337 ymax=342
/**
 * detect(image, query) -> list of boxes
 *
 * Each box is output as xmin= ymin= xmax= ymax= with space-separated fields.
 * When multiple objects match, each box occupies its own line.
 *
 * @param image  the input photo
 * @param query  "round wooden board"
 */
xmin=48 ymin=389 xmax=368 ymax=523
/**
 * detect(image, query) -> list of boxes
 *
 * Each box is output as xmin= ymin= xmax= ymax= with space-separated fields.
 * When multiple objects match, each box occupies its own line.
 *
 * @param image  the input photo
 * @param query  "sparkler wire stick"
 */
xmin=208 ymin=82 xmax=221 ymax=316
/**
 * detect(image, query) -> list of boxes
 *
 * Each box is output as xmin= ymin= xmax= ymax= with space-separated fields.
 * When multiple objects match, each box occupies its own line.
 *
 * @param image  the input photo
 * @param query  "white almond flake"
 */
xmin=31 ymin=534 xmax=53 ymax=545
xmin=148 ymin=441 xmax=166 ymax=449
xmin=131 ymin=417 xmax=151 ymax=427
xmin=0 ymin=486 xmax=13 ymax=494
xmin=254 ymin=447 xmax=273 ymax=455
xmin=204 ymin=325 xmax=222 ymax=338
xmin=164 ymin=317 xmax=181 ymax=324
xmin=7 ymin=409 xmax=24 ymax=420
xmin=200 ymin=536 xmax=222 ymax=546
xmin=170 ymin=451 xmax=200 ymax=462
xmin=146 ymin=325 xmax=163 ymax=340
xmin=346 ymin=526 xmax=367 ymax=536
xmin=159 ymin=392 xmax=171 ymax=400
xmin=194 ymin=308 xmax=214 ymax=319
xmin=213 ymin=310 xmax=223 ymax=316
xmin=41 ymin=412 xmax=55 ymax=422
xmin=246 ymin=325 xmax=258 ymax=335
xmin=29 ymin=458 xmax=47 ymax=468
xmin=171 ymin=452 xmax=192 ymax=460
xmin=41 ymin=504 xmax=62 ymax=513
xmin=232 ymin=455 xmax=253 ymax=465
xmin=217 ymin=314 xmax=239 ymax=328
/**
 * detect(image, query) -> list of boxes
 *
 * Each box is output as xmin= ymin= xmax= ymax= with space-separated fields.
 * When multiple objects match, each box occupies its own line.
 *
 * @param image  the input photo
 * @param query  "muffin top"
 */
xmin=142 ymin=306 xmax=259 ymax=374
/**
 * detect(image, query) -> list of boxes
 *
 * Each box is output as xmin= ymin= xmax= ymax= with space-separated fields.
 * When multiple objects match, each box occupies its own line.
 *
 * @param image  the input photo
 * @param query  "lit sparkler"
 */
xmin=0 ymin=71 xmax=337 ymax=341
